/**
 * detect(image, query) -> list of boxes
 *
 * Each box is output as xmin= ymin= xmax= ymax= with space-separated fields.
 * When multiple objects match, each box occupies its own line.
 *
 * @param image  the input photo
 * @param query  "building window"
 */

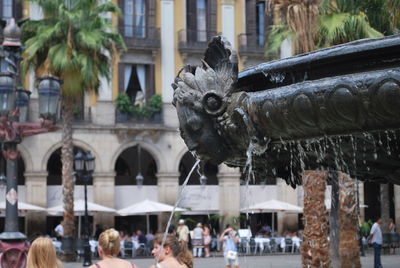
xmin=196 ymin=0 xmax=207 ymax=41
xmin=2 ymin=0 xmax=13 ymax=19
xmin=187 ymin=0 xmax=209 ymax=42
xmin=256 ymin=1 xmax=265 ymax=46
xmin=124 ymin=64 xmax=145 ymax=105
xmin=124 ymin=0 xmax=146 ymax=38
xmin=123 ymin=63 xmax=155 ymax=105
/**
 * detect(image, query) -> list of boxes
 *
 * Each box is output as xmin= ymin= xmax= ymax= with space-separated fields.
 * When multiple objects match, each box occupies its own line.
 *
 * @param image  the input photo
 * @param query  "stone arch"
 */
xmin=110 ymin=140 xmax=164 ymax=173
xmin=175 ymin=146 xmax=191 ymax=173
xmin=17 ymin=144 xmax=33 ymax=173
xmin=41 ymin=140 xmax=102 ymax=172
xmin=114 ymin=144 xmax=158 ymax=185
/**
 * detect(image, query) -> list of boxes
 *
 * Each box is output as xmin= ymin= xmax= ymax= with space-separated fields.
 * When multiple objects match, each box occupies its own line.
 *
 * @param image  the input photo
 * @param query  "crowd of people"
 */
xmin=26 ymin=218 xmax=241 ymax=268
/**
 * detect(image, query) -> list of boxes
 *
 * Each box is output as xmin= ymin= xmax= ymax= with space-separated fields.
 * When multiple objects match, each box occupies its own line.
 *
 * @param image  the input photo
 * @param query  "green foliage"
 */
xmin=266 ymin=24 xmax=294 ymax=57
xmin=115 ymin=93 xmax=133 ymax=114
xmin=318 ymin=0 xmax=384 ymax=47
xmin=115 ymin=93 xmax=162 ymax=119
xmin=22 ymin=0 xmax=126 ymax=97
xmin=360 ymin=219 xmax=373 ymax=237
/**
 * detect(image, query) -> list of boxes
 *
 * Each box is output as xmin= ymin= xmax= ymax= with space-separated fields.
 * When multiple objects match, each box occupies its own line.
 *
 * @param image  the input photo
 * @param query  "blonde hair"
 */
xmin=27 ymin=237 xmax=61 ymax=268
xmin=154 ymin=234 xmax=193 ymax=268
xmin=98 ymin=228 xmax=120 ymax=257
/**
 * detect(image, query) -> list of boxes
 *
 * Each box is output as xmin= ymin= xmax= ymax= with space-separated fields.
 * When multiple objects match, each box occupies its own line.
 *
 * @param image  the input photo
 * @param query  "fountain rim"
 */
xmin=238 ymin=34 xmax=400 ymax=81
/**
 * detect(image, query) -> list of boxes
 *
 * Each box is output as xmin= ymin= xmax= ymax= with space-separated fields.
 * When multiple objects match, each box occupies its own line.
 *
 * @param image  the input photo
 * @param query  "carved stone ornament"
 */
xmin=173 ymin=35 xmax=400 ymax=186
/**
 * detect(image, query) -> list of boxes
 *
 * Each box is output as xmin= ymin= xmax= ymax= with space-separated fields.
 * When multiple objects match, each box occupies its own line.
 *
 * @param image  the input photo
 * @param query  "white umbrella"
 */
xmin=47 ymin=199 xmax=115 ymax=215
xmin=241 ymin=199 xmax=303 ymax=237
xmin=47 ymin=199 xmax=116 ymax=237
xmin=0 ymin=201 xmax=46 ymax=212
xmin=117 ymin=199 xmax=186 ymax=234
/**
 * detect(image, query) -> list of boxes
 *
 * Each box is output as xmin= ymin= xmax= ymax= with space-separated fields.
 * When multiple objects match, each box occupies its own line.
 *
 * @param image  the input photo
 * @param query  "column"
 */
xmin=161 ymin=0 xmax=178 ymax=127
xmin=157 ymin=172 xmax=179 ymax=232
xmin=219 ymin=164 xmax=240 ymax=228
xmin=25 ymin=172 xmax=47 ymax=236
xmin=221 ymin=0 xmax=235 ymax=48
xmin=276 ymin=179 xmax=299 ymax=235
xmin=93 ymin=172 xmax=115 ymax=229
xmin=395 ymin=185 xmax=400 ymax=232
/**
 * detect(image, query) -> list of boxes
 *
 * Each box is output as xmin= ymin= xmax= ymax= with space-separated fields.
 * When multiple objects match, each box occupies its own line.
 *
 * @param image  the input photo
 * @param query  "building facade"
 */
xmin=0 ymin=0 xmax=398 ymax=237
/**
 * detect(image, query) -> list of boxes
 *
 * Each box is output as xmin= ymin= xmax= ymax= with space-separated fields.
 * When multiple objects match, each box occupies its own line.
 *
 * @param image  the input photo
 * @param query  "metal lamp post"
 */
xmin=136 ymin=144 xmax=144 ymax=186
xmin=0 ymin=18 xmax=61 ymax=268
xmin=74 ymin=150 xmax=95 ymax=267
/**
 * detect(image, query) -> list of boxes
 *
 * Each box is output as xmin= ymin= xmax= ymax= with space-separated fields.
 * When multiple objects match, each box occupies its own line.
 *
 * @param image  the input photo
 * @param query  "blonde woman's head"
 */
xmin=98 ymin=228 xmax=120 ymax=257
xmin=27 ymin=237 xmax=60 ymax=268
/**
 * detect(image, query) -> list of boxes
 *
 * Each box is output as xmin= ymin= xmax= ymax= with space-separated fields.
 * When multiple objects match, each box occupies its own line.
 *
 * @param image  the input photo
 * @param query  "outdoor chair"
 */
xmin=249 ymin=238 xmax=257 ymax=254
xmin=75 ymin=239 xmax=84 ymax=259
xmin=390 ymin=232 xmax=400 ymax=254
xmin=135 ymin=243 xmax=151 ymax=256
xmin=262 ymin=240 xmax=271 ymax=254
xmin=284 ymin=238 xmax=294 ymax=253
xmin=123 ymin=241 xmax=135 ymax=258
xmin=269 ymin=238 xmax=277 ymax=253
xmin=382 ymin=233 xmax=392 ymax=254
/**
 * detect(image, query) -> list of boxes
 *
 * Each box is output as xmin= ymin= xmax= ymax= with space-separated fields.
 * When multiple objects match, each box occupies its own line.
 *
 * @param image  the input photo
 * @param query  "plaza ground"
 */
xmin=63 ymin=253 xmax=400 ymax=268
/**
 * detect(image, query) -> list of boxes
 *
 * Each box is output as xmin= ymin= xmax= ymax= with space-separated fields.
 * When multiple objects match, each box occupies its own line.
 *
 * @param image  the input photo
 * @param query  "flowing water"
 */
xmin=156 ymin=159 xmax=201 ymax=264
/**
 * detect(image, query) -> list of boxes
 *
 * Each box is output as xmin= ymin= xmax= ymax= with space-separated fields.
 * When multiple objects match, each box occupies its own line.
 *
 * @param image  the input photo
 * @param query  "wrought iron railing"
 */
xmin=178 ymin=29 xmax=217 ymax=54
xmin=119 ymin=26 xmax=161 ymax=50
xmin=238 ymin=33 xmax=266 ymax=56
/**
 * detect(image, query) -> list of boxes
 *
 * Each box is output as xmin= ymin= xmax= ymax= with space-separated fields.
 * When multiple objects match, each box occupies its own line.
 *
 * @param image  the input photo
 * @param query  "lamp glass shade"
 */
xmin=136 ymin=172 xmax=144 ymax=186
xmin=0 ymin=74 xmax=15 ymax=116
xmin=74 ymin=151 xmax=85 ymax=172
xmin=85 ymin=152 xmax=95 ymax=173
xmin=37 ymin=76 xmax=61 ymax=121
xmin=200 ymin=175 xmax=207 ymax=185
xmin=16 ymin=89 xmax=30 ymax=122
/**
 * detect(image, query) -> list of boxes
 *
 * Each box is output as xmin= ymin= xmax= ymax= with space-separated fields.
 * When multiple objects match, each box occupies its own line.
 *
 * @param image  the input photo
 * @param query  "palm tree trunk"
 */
xmin=301 ymin=170 xmax=331 ymax=268
xmin=380 ymin=183 xmax=390 ymax=232
xmin=61 ymin=99 xmax=75 ymax=261
xmin=338 ymin=172 xmax=361 ymax=268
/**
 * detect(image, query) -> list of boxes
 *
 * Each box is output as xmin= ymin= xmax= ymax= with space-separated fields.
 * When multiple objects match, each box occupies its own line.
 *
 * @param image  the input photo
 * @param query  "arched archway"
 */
xmin=114 ymin=145 xmax=158 ymax=185
xmin=178 ymin=152 xmax=218 ymax=185
xmin=46 ymin=146 xmax=92 ymax=185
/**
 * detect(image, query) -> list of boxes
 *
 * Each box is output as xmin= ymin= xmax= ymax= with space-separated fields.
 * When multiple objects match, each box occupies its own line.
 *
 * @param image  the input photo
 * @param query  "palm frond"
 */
xmin=266 ymin=24 xmax=294 ymax=57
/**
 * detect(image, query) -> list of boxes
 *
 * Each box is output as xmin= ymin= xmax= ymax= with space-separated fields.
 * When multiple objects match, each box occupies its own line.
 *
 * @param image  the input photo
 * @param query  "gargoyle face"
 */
xmin=177 ymin=102 xmax=229 ymax=164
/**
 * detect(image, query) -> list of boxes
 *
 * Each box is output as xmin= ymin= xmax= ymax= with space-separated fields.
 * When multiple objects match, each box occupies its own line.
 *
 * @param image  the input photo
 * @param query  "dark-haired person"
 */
xmin=90 ymin=228 xmax=138 ymax=268
xmin=150 ymin=234 xmax=193 ymax=268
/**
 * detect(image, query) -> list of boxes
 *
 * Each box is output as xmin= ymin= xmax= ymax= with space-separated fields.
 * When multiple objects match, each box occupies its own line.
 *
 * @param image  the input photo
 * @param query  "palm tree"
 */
xmin=318 ymin=0 xmax=384 ymax=47
xmin=267 ymin=0 xmax=398 ymax=55
xmin=22 ymin=0 xmax=125 ymax=260
xmin=267 ymin=0 xmax=321 ymax=55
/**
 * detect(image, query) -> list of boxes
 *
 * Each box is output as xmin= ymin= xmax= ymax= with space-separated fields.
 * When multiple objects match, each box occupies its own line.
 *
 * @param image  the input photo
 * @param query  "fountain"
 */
xmin=172 ymin=35 xmax=400 ymax=187
xmin=172 ymin=35 xmax=400 ymax=267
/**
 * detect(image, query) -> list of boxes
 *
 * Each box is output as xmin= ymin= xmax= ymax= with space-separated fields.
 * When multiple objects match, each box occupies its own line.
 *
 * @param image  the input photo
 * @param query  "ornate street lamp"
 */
xmin=74 ymin=150 xmax=95 ymax=267
xmin=136 ymin=144 xmax=144 ymax=186
xmin=37 ymin=76 xmax=61 ymax=121
xmin=0 ymin=18 xmax=60 ymax=266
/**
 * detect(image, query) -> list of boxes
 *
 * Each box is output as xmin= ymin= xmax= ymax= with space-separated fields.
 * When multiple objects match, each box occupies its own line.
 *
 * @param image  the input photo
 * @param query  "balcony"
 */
xmin=115 ymin=93 xmax=163 ymax=124
xmin=178 ymin=29 xmax=217 ymax=54
xmin=238 ymin=33 xmax=266 ymax=57
xmin=119 ymin=26 xmax=161 ymax=51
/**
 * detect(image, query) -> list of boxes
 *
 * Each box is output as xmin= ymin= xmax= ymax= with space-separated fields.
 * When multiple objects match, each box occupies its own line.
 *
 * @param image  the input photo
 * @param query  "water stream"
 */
xmin=156 ymin=159 xmax=201 ymax=264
